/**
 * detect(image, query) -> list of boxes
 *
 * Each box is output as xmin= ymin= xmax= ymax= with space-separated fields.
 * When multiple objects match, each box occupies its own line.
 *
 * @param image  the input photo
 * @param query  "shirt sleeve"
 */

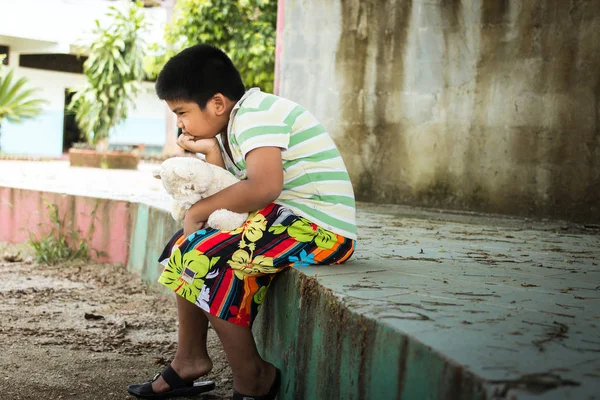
xmin=231 ymin=109 xmax=291 ymax=158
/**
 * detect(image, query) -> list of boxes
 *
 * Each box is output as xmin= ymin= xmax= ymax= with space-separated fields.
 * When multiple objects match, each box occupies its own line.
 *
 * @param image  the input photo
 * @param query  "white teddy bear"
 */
xmin=153 ymin=156 xmax=248 ymax=231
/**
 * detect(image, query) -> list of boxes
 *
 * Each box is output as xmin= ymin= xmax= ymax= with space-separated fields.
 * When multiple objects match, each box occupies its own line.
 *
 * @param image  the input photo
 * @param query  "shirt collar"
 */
xmin=226 ymin=87 xmax=260 ymax=137
xmin=231 ymin=87 xmax=260 ymax=114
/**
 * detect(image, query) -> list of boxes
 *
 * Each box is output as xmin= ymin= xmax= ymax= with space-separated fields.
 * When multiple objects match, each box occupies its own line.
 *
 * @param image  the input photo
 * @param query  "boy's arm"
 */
xmin=183 ymin=146 xmax=283 ymax=237
xmin=204 ymin=142 xmax=225 ymax=169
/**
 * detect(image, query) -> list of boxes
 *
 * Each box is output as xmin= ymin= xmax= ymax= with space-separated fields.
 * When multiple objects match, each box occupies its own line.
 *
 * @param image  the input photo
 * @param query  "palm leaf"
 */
xmin=6 ymin=87 xmax=40 ymax=106
xmin=1 ymin=76 xmax=29 ymax=103
xmin=0 ymin=70 xmax=19 ymax=104
xmin=0 ymin=69 xmax=46 ymax=124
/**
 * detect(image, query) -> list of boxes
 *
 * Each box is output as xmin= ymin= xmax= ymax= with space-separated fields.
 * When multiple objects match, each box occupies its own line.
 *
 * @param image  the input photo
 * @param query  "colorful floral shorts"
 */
xmin=157 ymin=203 xmax=355 ymax=327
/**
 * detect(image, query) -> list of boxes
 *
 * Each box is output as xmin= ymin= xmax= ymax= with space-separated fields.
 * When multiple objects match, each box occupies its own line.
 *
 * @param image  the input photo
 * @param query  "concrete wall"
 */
xmin=0 ymin=184 xmax=492 ymax=399
xmin=277 ymin=0 xmax=600 ymax=222
xmin=0 ymin=187 xmax=132 ymax=264
xmin=127 ymin=203 xmax=180 ymax=283
xmin=253 ymin=270 xmax=487 ymax=400
xmin=0 ymin=186 xmax=179 ymax=276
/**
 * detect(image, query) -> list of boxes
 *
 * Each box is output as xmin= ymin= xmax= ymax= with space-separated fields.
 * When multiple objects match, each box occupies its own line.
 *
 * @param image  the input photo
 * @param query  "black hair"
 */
xmin=155 ymin=44 xmax=245 ymax=109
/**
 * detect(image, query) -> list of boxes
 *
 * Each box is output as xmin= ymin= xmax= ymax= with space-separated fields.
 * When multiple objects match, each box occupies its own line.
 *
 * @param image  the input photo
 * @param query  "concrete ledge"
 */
xmin=2 ymin=185 xmax=487 ymax=398
xmin=254 ymin=269 xmax=487 ymax=400
xmin=2 ymin=180 xmax=599 ymax=400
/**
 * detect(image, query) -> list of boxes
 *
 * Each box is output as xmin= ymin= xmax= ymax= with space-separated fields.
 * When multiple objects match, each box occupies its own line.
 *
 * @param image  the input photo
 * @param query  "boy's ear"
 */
xmin=212 ymin=93 xmax=227 ymax=116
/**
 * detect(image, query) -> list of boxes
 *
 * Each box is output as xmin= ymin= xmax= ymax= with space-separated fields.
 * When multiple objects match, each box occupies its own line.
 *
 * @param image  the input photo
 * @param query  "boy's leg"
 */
xmin=205 ymin=312 xmax=277 ymax=396
xmin=152 ymin=295 xmax=214 ymax=392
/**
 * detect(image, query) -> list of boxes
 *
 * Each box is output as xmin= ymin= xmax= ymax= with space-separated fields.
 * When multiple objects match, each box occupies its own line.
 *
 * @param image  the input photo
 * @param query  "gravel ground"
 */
xmin=0 ymin=243 xmax=234 ymax=400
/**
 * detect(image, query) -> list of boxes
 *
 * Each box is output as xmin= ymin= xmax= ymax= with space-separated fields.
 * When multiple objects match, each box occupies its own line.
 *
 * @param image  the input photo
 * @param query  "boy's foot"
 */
xmin=232 ymin=366 xmax=281 ymax=400
xmin=151 ymin=358 xmax=212 ymax=393
xmin=128 ymin=358 xmax=214 ymax=398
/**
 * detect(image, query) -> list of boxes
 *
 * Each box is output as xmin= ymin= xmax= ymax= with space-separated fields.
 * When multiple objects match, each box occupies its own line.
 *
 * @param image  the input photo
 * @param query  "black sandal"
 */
xmin=127 ymin=365 xmax=215 ymax=399
xmin=232 ymin=368 xmax=281 ymax=400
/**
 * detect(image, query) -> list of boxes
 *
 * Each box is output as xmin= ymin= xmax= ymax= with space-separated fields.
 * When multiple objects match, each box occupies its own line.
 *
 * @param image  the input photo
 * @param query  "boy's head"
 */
xmin=156 ymin=44 xmax=245 ymax=139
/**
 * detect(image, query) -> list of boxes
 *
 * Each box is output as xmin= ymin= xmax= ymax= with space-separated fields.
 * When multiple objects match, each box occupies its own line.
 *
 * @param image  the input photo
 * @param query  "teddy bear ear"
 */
xmin=152 ymin=168 xmax=162 ymax=179
xmin=173 ymin=166 xmax=193 ymax=180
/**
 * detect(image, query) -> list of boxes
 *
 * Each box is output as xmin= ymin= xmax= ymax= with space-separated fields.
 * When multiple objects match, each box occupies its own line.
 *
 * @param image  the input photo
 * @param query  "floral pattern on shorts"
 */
xmin=157 ymin=203 xmax=355 ymax=327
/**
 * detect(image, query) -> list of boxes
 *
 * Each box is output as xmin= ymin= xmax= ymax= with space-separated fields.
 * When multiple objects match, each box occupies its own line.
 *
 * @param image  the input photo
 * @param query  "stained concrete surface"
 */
xmin=305 ymin=209 xmax=600 ymax=399
xmin=278 ymin=0 xmax=600 ymax=222
xmin=0 ymin=160 xmax=599 ymax=399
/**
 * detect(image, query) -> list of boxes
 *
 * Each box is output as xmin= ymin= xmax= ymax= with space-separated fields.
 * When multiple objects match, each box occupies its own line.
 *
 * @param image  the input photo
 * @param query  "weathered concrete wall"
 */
xmin=0 ymin=186 xmax=494 ymax=398
xmin=254 ymin=270 xmax=487 ymax=400
xmin=127 ymin=203 xmax=180 ymax=284
xmin=0 ymin=187 xmax=178 ymax=276
xmin=277 ymin=0 xmax=600 ymax=222
xmin=0 ymin=187 xmax=131 ymax=264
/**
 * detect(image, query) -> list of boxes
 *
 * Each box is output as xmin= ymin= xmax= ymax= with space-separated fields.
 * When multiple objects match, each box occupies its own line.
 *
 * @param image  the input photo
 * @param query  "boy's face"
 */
xmin=167 ymin=99 xmax=226 ymax=139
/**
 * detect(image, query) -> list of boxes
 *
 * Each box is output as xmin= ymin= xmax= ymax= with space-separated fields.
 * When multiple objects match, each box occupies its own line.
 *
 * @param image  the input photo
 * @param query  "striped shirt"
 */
xmin=218 ymin=88 xmax=357 ymax=239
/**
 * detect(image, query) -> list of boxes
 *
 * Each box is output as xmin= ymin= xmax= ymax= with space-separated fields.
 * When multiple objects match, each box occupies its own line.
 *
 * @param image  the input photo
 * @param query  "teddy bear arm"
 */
xmin=207 ymin=209 xmax=249 ymax=231
xmin=171 ymin=201 xmax=187 ymax=222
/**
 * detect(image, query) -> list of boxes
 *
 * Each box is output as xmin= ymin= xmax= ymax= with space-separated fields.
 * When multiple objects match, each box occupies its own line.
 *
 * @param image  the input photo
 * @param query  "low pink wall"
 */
xmin=0 ymin=187 xmax=131 ymax=264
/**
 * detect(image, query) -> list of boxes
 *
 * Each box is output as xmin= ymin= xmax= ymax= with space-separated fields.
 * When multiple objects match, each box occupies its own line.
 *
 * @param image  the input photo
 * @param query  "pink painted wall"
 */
xmin=0 ymin=187 xmax=131 ymax=264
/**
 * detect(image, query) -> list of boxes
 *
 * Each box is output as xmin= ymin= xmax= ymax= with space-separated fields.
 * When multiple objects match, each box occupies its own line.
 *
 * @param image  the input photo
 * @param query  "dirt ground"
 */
xmin=0 ymin=243 xmax=234 ymax=400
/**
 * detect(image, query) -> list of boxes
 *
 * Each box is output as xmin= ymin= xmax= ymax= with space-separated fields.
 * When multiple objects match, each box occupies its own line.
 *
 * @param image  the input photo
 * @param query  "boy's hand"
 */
xmin=184 ymin=199 xmax=211 ymax=238
xmin=183 ymin=213 xmax=206 ymax=239
xmin=177 ymin=134 xmax=219 ymax=155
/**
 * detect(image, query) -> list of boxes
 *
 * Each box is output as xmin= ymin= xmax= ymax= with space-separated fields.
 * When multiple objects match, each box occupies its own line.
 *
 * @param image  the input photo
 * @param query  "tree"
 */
xmin=69 ymin=2 xmax=149 ymax=147
xmin=0 ymin=56 xmax=47 ymax=152
xmin=148 ymin=0 xmax=277 ymax=93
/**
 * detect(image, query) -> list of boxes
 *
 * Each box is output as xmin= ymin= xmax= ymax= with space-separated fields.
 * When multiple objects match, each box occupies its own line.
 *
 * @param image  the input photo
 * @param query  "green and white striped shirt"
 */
xmin=219 ymin=88 xmax=357 ymax=239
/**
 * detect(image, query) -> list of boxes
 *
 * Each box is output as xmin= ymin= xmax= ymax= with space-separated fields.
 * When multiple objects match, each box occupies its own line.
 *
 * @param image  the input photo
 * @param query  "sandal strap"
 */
xmin=160 ymin=365 xmax=192 ymax=390
xmin=232 ymin=368 xmax=281 ymax=400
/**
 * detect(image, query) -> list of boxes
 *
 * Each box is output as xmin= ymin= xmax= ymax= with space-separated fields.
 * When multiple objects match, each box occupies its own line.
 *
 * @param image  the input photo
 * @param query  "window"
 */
xmin=19 ymin=53 xmax=86 ymax=74
xmin=0 ymin=45 xmax=8 ymax=65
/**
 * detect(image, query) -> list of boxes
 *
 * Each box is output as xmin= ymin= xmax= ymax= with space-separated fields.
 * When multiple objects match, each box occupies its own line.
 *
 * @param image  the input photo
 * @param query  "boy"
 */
xmin=128 ymin=44 xmax=356 ymax=399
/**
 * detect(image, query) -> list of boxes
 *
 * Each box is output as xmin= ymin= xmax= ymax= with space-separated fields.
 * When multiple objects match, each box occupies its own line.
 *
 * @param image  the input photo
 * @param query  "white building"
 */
xmin=0 ymin=0 xmax=171 ymax=157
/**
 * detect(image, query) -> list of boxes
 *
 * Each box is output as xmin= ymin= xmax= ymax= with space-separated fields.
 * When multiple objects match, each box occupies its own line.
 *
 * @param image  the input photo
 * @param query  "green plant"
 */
xmin=0 ymin=55 xmax=47 ymax=151
xmin=69 ymin=2 xmax=149 ymax=146
xmin=28 ymin=200 xmax=100 ymax=265
xmin=148 ymin=0 xmax=277 ymax=93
